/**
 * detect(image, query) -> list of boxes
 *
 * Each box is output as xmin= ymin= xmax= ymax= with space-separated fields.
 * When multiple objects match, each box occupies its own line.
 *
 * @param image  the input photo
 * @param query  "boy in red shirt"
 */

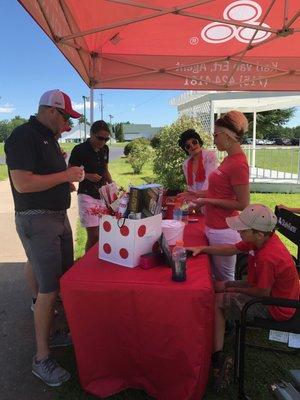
xmin=188 ymin=204 xmax=300 ymax=391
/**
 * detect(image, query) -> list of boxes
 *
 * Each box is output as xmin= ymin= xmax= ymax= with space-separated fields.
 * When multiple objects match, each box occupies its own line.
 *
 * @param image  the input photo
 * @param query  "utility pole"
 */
xmin=82 ymin=95 xmax=89 ymax=141
xmin=100 ymin=93 xmax=104 ymax=120
xmin=108 ymin=114 xmax=114 ymax=138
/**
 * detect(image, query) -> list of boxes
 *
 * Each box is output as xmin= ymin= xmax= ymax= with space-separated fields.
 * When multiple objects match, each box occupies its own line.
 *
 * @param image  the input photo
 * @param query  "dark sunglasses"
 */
xmin=56 ymin=108 xmax=71 ymax=121
xmin=184 ymin=139 xmax=199 ymax=150
xmin=95 ymin=135 xmax=109 ymax=142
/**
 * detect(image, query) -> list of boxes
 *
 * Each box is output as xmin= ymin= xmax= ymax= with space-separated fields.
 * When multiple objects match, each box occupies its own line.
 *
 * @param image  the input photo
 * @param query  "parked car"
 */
xmin=274 ymin=138 xmax=284 ymax=145
xmin=290 ymin=138 xmax=299 ymax=146
xmin=264 ymin=139 xmax=275 ymax=145
xmin=282 ymin=138 xmax=292 ymax=145
xmin=243 ymin=138 xmax=253 ymax=145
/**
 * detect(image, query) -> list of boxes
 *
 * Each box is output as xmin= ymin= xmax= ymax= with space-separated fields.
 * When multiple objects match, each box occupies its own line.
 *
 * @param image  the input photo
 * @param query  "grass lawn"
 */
xmin=0 ymin=164 xmax=8 ymax=181
xmin=60 ymin=141 xmax=128 ymax=154
xmin=66 ymin=156 xmax=300 ymax=400
xmin=109 ymin=156 xmax=157 ymax=188
xmin=244 ymin=147 xmax=300 ymax=174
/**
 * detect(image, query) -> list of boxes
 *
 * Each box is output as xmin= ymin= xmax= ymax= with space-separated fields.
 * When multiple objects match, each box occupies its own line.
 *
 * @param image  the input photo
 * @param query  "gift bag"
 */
xmin=99 ymin=214 xmax=162 ymax=267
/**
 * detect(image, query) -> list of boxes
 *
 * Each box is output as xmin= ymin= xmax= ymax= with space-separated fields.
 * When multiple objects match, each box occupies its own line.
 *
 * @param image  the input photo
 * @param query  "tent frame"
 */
xmin=20 ymin=0 xmax=300 ymax=92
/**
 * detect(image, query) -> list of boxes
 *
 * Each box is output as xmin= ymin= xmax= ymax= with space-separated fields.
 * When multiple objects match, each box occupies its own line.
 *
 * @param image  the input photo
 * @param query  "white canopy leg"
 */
xmin=252 ymin=109 xmax=257 ymax=172
xmin=210 ymin=100 xmax=215 ymax=135
xmin=90 ymin=87 xmax=94 ymax=125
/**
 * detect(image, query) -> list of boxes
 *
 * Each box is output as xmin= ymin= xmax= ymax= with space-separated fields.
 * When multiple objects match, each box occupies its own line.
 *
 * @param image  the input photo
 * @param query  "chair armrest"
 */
xmin=240 ymin=297 xmax=300 ymax=325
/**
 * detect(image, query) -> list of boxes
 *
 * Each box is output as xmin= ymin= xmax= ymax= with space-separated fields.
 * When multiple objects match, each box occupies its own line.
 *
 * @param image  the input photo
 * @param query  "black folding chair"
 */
xmin=275 ymin=206 xmax=300 ymax=270
xmin=235 ymin=297 xmax=300 ymax=400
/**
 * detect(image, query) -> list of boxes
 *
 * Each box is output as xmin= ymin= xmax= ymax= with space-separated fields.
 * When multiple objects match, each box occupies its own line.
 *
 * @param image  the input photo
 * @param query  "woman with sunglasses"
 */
xmin=195 ymin=110 xmax=250 ymax=281
xmin=69 ymin=120 xmax=113 ymax=252
xmin=178 ymin=129 xmax=218 ymax=196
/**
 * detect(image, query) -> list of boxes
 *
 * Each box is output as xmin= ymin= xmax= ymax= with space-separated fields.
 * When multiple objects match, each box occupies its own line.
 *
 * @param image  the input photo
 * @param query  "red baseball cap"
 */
xmin=39 ymin=89 xmax=81 ymax=119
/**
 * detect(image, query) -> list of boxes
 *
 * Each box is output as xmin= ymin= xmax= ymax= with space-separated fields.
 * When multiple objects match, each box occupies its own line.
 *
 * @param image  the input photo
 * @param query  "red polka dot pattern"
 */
xmin=103 ymin=243 xmax=111 ymax=254
xmin=120 ymin=225 xmax=129 ymax=236
xmin=119 ymin=248 xmax=129 ymax=259
xmin=103 ymin=221 xmax=111 ymax=232
xmin=138 ymin=225 xmax=146 ymax=237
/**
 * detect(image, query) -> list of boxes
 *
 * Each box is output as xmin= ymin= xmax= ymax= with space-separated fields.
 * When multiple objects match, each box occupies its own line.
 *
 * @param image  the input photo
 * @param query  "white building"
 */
xmin=59 ymin=123 xmax=116 ymax=144
xmin=123 ymin=124 xmax=160 ymax=141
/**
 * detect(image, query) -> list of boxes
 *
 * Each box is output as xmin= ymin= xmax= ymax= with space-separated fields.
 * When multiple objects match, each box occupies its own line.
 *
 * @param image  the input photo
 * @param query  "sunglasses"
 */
xmin=56 ymin=108 xmax=71 ymax=121
xmin=184 ymin=139 xmax=199 ymax=150
xmin=95 ymin=135 xmax=109 ymax=142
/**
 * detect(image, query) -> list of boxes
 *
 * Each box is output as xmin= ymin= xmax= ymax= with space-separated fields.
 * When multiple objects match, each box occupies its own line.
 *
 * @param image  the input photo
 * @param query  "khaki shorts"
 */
xmin=223 ymin=281 xmax=271 ymax=321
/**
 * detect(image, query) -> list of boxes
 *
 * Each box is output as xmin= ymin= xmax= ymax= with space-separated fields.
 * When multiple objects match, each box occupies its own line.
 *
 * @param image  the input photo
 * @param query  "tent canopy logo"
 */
xmin=190 ymin=0 xmax=271 ymax=45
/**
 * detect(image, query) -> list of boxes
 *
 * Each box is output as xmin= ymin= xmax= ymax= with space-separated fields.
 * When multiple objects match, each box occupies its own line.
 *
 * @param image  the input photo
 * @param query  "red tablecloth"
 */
xmin=60 ymin=218 xmax=214 ymax=400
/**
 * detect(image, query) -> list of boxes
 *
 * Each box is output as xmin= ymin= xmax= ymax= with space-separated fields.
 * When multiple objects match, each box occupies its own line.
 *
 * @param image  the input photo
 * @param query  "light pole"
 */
xmin=82 ymin=95 xmax=89 ymax=140
xmin=108 ymin=114 xmax=114 ymax=138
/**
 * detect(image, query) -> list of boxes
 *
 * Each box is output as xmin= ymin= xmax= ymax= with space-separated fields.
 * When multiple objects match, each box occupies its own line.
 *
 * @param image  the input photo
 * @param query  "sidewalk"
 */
xmin=0 ymin=179 xmax=78 ymax=400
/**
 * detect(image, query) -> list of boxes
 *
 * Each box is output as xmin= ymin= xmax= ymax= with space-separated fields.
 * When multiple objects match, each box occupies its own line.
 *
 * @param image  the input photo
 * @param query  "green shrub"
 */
xmin=153 ymin=115 xmax=213 ymax=190
xmin=124 ymin=142 xmax=134 ymax=156
xmin=150 ymin=134 xmax=161 ymax=148
xmin=128 ymin=140 xmax=152 ymax=174
xmin=123 ymin=137 xmax=150 ymax=156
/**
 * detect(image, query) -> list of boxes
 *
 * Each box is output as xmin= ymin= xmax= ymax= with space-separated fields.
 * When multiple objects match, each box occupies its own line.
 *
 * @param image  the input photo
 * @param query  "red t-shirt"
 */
xmin=205 ymin=153 xmax=249 ymax=229
xmin=235 ymin=234 xmax=300 ymax=321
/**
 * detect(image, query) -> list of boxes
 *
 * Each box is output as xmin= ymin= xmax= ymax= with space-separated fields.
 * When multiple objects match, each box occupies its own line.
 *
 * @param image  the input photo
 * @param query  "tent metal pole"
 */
xmin=90 ymin=87 xmax=94 ymax=124
xmin=252 ymin=109 xmax=257 ymax=171
xmin=210 ymin=100 xmax=214 ymax=135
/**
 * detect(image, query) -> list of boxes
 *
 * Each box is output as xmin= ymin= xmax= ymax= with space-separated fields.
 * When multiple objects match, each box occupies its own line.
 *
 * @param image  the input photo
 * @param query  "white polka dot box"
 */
xmin=99 ymin=214 xmax=162 ymax=268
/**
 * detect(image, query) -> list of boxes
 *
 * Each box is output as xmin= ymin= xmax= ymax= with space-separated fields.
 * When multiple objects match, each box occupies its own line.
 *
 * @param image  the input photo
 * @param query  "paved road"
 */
xmin=0 ymin=147 xmax=123 ymax=399
xmin=0 ymin=178 xmax=79 ymax=399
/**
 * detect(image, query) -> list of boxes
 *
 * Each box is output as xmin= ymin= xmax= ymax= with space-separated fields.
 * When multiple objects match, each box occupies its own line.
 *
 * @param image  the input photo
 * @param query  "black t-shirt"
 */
xmin=69 ymin=140 xmax=109 ymax=199
xmin=5 ymin=116 xmax=70 ymax=211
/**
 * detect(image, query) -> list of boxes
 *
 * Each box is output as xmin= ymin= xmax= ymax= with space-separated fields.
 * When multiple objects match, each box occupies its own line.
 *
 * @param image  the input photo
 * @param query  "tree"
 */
xmin=153 ymin=115 xmax=213 ymax=190
xmin=78 ymin=115 xmax=89 ymax=126
xmin=0 ymin=116 xmax=27 ymax=142
xmin=0 ymin=120 xmax=10 ymax=142
xmin=244 ymin=108 xmax=295 ymax=139
xmin=127 ymin=140 xmax=152 ymax=174
xmin=124 ymin=138 xmax=150 ymax=156
xmin=114 ymin=123 xmax=124 ymax=142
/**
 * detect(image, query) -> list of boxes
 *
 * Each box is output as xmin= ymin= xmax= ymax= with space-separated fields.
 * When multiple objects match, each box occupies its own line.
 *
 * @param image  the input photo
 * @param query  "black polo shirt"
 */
xmin=69 ymin=140 xmax=109 ymax=199
xmin=5 ymin=116 xmax=70 ymax=211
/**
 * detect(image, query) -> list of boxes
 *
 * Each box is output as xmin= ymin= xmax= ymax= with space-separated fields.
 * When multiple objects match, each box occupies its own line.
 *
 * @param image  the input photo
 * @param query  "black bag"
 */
xmin=270 ymin=381 xmax=300 ymax=400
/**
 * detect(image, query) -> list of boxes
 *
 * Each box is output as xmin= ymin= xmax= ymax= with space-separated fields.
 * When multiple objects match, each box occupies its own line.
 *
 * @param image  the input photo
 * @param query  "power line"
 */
xmin=113 ymin=91 xmax=164 ymax=117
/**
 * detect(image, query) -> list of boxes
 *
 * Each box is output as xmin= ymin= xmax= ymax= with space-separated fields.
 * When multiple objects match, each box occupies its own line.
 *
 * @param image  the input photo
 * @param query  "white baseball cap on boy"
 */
xmin=39 ymin=89 xmax=81 ymax=119
xmin=226 ymin=204 xmax=277 ymax=232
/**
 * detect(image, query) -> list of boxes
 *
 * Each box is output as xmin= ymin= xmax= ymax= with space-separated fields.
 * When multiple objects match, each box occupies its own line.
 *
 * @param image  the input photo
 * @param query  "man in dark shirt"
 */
xmin=69 ymin=120 xmax=112 ymax=251
xmin=5 ymin=89 xmax=84 ymax=387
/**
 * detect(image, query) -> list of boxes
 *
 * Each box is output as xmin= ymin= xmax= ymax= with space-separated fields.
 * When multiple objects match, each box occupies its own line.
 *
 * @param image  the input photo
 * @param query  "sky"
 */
xmin=0 ymin=1 xmax=300 ymax=128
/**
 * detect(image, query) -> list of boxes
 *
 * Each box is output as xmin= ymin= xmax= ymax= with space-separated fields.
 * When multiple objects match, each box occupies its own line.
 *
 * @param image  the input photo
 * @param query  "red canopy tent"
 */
xmin=18 ymin=0 xmax=300 ymax=92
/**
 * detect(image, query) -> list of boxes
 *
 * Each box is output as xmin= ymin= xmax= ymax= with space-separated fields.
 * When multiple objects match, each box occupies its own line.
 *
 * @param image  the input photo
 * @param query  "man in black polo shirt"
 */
xmin=69 ymin=120 xmax=112 ymax=251
xmin=5 ymin=89 xmax=84 ymax=387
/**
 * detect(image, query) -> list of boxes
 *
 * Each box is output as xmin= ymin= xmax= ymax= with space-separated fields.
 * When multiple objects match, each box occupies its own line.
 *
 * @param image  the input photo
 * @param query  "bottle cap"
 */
xmin=175 ymin=240 xmax=184 ymax=246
